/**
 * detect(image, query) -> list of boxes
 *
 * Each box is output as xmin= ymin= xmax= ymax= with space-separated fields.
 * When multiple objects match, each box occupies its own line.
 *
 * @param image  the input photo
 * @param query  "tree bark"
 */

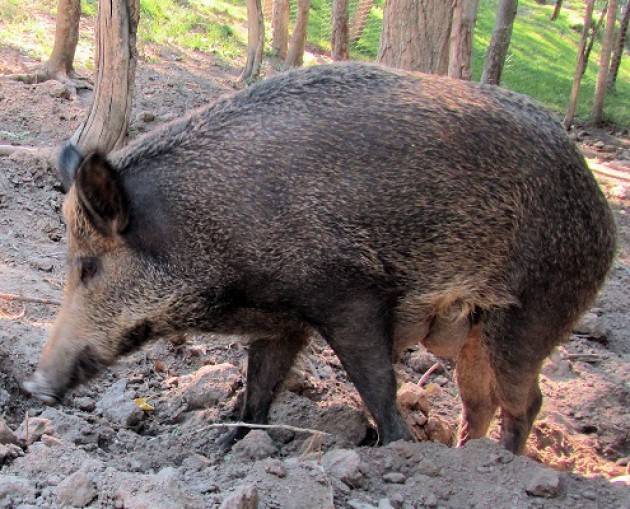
xmin=448 ymin=0 xmax=480 ymax=80
xmin=591 ymin=0 xmax=617 ymax=125
xmin=349 ymin=0 xmax=375 ymax=43
xmin=331 ymin=0 xmax=350 ymax=60
xmin=240 ymin=0 xmax=265 ymax=81
xmin=378 ymin=0 xmax=454 ymax=74
xmin=563 ymin=0 xmax=595 ymax=129
xmin=271 ymin=0 xmax=290 ymax=60
xmin=481 ymin=0 xmax=518 ymax=85
xmin=607 ymin=0 xmax=630 ymax=91
xmin=72 ymin=0 xmax=139 ymax=154
xmin=9 ymin=0 xmax=90 ymax=90
xmin=550 ymin=0 xmax=563 ymax=21
xmin=285 ymin=0 xmax=311 ymax=68
xmin=584 ymin=2 xmax=608 ymax=77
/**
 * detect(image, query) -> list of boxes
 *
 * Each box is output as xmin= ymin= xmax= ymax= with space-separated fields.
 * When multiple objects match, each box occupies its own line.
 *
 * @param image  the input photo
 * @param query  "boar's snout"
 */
xmin=22 ymin=371 xmax=61 ymax=405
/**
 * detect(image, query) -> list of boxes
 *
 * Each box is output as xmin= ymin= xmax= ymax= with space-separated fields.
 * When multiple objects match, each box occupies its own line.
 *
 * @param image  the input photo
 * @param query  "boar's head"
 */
xmin=23 ymin=144 xmax=201 ymax=403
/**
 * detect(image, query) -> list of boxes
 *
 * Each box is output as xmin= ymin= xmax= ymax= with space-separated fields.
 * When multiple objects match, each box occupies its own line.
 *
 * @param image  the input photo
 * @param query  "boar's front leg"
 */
xmin=322 ymin=292 xmax=413 ymax=445
xmin=218 ymin=328 xmax=308 ymax=450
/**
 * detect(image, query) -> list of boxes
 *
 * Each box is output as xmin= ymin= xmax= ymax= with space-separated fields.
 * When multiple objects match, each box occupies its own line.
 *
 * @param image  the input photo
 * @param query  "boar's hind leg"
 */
xmin=322 ymin=294 xmax=412 ymax=445
xmin=218 ymin=329 xmax=308 ymax=450
xmin=455 ymin=325 xmax=498 ymax=447
xmin=484 ymin=308 xmax=546 ymax=455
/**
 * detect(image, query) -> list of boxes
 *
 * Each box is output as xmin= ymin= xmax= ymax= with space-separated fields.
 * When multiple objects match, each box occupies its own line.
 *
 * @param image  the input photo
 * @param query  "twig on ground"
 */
xmin=418 ymin=362 xmax=442 ymax=386
xmin=564 ymin=353 xmax=605 ymax=363
xmin=196 ymin=421 xmax=329 ymax=436
xmin=0 ymin=293 xmax=61 ymax=305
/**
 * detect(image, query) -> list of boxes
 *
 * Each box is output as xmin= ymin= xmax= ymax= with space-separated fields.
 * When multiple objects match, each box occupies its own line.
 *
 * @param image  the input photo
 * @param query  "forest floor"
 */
xmin=0 ymin=49 xmax=630 ymax=509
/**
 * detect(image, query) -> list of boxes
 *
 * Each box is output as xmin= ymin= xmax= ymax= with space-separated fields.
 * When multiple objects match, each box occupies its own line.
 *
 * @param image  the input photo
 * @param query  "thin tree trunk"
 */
xmin=584 ymin=2 xmax=608 ymax=77
xmin=550 ymin=0 xmax=563 ymax=21
xmin=331 ymin=0 xmax=350 ymax=60
xmin=448 ymin=0 xmax=480 ymax=80
xmin=349 ymin=0 xmax=375 ymax=43
xmin=481 ymin=0 xmax=518 ymax=85
xmin=591 ymin=0 xmax=617 ymax=125
xmin=271 ymin=0 xmax=290 ymax=60
xmin=8 ymin=0 xmax=90 ymax=90
xmin=378 ymin=0 xmax=454 ymax=74
xmin=72 ymin=0 xmax=139 ymax=154
xmin=607 ymin=0 xmax=630 ymax=91
xmin=240 ymin=0 xmax=265 ymax=81
xmin=285 ymin=0 xmax=311 ymax=68
xmin=563 ymin=0 xmax=596 ymax=129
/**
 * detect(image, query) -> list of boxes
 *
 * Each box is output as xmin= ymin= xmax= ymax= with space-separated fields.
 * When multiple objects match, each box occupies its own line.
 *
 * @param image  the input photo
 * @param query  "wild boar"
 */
xmin=24 ymin=63 xmax=616 ymax=454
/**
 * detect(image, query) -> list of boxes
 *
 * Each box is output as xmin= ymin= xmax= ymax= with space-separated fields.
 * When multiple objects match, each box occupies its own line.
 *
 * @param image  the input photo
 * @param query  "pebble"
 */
xmin=378 ymin=499 xmax=395 ymax=509
xmin=348 ymin=500 xmax=377 ymax=509
xmin=96 ymin=380 xmax=144 ymax=428
xmin=16 ymin=417 xmax=54 ymax=445
xmin=56 ymin=470 xmax=97 ymax=508
xmin=75 ymin=397 xmax=96 ymax=412
xmin=397 ymin=383 xmax=430 ymax=414
xmin=525 ymin=468 xmax=562 ymax=498
xmin=232 ymin=430 xmax=277 ymax=461
xmin=322 ymin=448 xmax=363 ymax=486
xmin=0 ymin=443 xmax=24 ymax=464
xmin=0 ymin=418 xmax=18 ymax=445
xmin=219 ymin=485 xmax=258 ymax=509
xmin=426 ymin=416 xmax=454 ymax=445
xmin=574 ymin=312 xmax=607 ymax=339
xmin=180 ymin=363 xmax=240 ymax=410
xmin=264 ymin=458 xmax=287 ymax=478
xmin=382 ymin=472 xmax=406 ymax=484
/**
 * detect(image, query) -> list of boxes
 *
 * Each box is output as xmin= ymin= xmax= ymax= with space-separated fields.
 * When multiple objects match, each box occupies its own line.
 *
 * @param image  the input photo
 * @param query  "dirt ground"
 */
xmin=0 ymin=49 xmax=629 ymax=509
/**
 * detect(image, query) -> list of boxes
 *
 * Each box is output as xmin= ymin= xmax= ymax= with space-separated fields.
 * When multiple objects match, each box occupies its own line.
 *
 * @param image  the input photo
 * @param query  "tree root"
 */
xmin=7 ymin=66 xmax=92 ymax=92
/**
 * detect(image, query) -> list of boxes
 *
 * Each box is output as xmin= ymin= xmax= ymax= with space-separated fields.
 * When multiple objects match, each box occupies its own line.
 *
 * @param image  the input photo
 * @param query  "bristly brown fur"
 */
xmin=31 ymin=63 xmax=616 ymax=455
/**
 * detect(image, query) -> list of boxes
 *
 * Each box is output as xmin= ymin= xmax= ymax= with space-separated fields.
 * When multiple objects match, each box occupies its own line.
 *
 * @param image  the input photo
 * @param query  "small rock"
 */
xmin=348 ymin=500 xmax=377 ymax=509
xmin=525 ymin=468 xmax=562 ymax=498
xmin=378 ymin=499 xmax=395 ymax=509
xmin=56 ymin=470 xmax=97 ymax=508
xmin=397 ymin=383 xmax=429 ymax=414
xmin=322 ymin=448 xmax=362 ymax=486
xmin=0 ymin=476 xmax=36 ymax=505
xmin=220 ymin=485 xmax=258 ymax=509
xmin=41 ymin=434 xmax=63 ymax=447
xmin=137 ymin=111 xmax=156 ymax=123
xmin=180 ymin=363 xmax=240 ymax=410
xmin=407 ymin=350 xmax=440 ymax=373
xmin=0 ymin=418 xmax=18 ymax=445
xmin=582 ymin=490 xmax=596 ymax=500
xmin=16 ymin=417 xmax=54 ymax=445
xmin=96 ymin=380 xmax=144 ymax=427
xmin=75 ymin=397 xmax=96 ymax=412
xmin=49 ymin=82 xmax=72 ymax=100
xmin=574 ymin=312 xmax=606 ymax=339
xmin=0 ymin=443 xmax=24 ymax=464
xmin=0 ymin=388 xmax=10 ymax=409
xmin=264 ymin=458 xmax=287 ymax=478
xmin=232 ymin=430 xmax=277 ymax=460
xmin=382 ymin=472 xmax=406 ymax=484
xmin=425 ymin=416 xmax=453 ymax=446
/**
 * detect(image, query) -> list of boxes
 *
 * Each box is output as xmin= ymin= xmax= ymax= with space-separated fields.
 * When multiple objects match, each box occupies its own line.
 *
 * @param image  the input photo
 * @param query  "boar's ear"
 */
xmin=57 ymin=143 xmax=84 ymax=192
xmin=75 ymin=152 xmax=129 ymax=236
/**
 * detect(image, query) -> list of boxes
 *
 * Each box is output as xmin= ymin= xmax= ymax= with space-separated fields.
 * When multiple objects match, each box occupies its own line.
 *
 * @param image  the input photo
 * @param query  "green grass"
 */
xmin=0 ymin=0 xmax=627 ymax=125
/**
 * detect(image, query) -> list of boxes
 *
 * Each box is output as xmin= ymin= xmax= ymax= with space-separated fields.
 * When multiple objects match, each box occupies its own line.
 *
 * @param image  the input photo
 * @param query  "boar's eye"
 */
xmin=78 ymin=257 xmax=99 ymax=283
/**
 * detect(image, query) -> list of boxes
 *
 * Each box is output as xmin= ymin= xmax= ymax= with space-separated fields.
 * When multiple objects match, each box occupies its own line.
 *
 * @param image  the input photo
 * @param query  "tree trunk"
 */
xmin=591 ymin=0 xmax=617 ymax=125
xmin=331 ymin=0 xmax=350 ymax=60
xmin=607 ymin=0 xmax=630 ymax=91
xmin=285 ymin=0 xmax=311 ymax=68
xmin=271 ymin=0 xmax=290 ymax=60
xmin=550 ymin=0 xmax=563 ymax=21
xmin=72 ymin=0 xmax=139 ymax=154
xmin=448 ymin=0 xmax=480 ymax=80
xmin=240 ymin=0 xmax=265 ymax=81
xmin=481 ymin=0 xmax=518 ymax=85
xmin=563 ymin=0 xmax=595 ymax=129
xmin=584 ymin=2 xmax=608 ymax=77
xmin=378 ymin=0 xmax=454 ymax=74
xmin=9 ymin=0 xmax=90 ymax=89
xmin=349 ymin=0 xmax=375 ymax=43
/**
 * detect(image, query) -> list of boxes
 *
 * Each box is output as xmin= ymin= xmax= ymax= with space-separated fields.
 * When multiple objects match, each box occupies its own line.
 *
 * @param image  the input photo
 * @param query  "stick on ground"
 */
xmin=0 ymin=293 xmax=61 ymax=305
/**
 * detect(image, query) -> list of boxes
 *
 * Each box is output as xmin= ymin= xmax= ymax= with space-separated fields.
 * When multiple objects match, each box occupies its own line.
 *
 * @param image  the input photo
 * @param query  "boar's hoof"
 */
xmin=22 ymin=372 xmax=59 ymax=405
